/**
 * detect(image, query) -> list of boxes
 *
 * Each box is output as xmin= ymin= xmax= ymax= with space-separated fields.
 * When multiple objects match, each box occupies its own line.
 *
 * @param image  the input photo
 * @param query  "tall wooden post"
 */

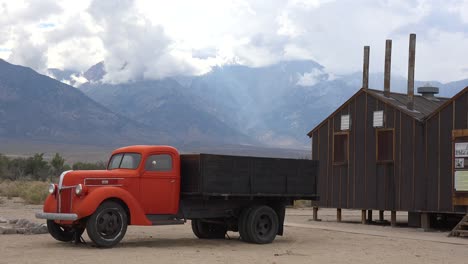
xmin=384 ymin=39 xmax=392 ymax=97
xmin=407 ymin=34 xmax=416 ymax=110
xmin=362 ymin=46 xmax=370 ymax=90
xmin=337 ymin=208 xmax=342 ymax=222
xmin=367 ymin=210 xmax=373 ymax=222
xmin=313 ymin=206 xmax=318 ymax=221
xmin=361 ymin=210 xmax=366 ymax=224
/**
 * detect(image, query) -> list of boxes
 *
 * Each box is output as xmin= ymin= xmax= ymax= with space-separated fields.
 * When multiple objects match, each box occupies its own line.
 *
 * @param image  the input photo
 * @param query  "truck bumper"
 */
xmin=35 ymin=212 xmax=78 ymax=221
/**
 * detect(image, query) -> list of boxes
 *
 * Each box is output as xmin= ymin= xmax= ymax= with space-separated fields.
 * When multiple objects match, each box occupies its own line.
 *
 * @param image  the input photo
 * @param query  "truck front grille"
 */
xmin=58 ymin=188 xmax=73 ymax=213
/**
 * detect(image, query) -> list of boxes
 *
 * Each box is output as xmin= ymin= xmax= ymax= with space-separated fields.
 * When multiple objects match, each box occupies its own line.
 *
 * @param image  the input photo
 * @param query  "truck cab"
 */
xmin=37 ymin=146 xmax=182 ymax=247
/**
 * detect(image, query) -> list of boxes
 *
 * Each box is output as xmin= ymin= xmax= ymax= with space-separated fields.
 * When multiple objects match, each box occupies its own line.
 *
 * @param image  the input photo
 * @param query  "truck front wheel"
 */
xmin=191 ymin=219 xmax=227 ymax=239
xmin=47 ymin=220 xmax=84 ymax=242
xmin=86 ymin=201 xmax=128 ymax=248
xmin=244 ymin=205 xmax=279 ymax=244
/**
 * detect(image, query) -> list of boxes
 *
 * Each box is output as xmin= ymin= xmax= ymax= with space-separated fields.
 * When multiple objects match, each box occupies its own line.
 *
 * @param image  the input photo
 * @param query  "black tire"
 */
xmin=86 ymin=201 xmax=128 ymax=248
xmin=238 ymin=206 xmax=255 ymax=242
xmin=47 ymin=220 xmax=84 ymax=242
xmin=244 ymin=205 xmax=279 ymax=244
xmin=191 ymin=219 xmax=227 ymax=239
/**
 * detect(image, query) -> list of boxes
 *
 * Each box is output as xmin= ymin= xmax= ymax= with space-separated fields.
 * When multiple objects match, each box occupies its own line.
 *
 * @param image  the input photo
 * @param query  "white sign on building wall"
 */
xmin=455 ymin=142 xmax=468 ymax=157
xmin=455 ymin=171 xmax=468 ymax=191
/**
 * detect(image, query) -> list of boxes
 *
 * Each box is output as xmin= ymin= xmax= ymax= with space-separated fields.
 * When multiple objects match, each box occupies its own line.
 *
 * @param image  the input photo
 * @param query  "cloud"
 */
xmin=86 ymin=0 xmax=203 ymax=83
xmin=0 ymin=0 xmax=467 ymax=82
xmin=296 ymin=68 xmax=329 ymax=86
xmin=4 ymin=0 xmax=62 ymax=24
xmin=8 ymin=30 xmax=48 ymax=72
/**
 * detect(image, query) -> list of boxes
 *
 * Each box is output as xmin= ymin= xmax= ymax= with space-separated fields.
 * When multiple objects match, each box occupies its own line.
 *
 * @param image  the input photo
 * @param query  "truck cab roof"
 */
xmin=111 ymin=145 xmax=179 ymax=156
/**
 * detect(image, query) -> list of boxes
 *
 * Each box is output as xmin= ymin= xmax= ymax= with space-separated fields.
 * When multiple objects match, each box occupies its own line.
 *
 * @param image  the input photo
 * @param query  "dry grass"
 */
xmin=0 ymin=180 xmax=49 ymax=204
xmin=293 ymin=200 xmax=312 ymax=208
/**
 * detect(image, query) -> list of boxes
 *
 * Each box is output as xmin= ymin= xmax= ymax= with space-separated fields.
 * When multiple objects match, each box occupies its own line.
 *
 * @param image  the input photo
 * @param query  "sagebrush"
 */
xmin=0 ymin=180 xmax=49 ymax=204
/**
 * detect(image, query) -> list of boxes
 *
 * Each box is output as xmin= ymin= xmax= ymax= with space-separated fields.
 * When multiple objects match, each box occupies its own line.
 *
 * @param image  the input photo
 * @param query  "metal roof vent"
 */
xmin=417 ymin=85 xmax=439 ymax=100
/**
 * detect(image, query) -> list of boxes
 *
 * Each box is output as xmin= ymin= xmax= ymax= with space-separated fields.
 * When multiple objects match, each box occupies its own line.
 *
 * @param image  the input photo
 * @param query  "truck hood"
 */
xmin=60 ymin=169 xmax=139 ymax=188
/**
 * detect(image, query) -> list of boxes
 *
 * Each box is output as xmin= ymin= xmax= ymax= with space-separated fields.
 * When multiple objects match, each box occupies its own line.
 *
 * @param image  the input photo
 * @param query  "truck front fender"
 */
xmin=74 ymin=187 xmax=151 ymax=225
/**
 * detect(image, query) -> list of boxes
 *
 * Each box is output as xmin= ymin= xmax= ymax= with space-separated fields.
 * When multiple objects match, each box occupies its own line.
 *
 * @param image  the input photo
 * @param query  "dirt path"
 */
xmin=1 ymin=200 xmax=467 ymax=264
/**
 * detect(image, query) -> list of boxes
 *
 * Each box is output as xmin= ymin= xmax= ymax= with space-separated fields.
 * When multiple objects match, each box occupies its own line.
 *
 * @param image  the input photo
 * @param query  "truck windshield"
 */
xmin=108 ymin=153 xmax=142 ymax=170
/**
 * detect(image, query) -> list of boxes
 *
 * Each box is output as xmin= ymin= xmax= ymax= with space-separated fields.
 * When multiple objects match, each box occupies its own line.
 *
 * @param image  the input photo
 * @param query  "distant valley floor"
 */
xmin=0 ymin=138 xmax=310 ymax=163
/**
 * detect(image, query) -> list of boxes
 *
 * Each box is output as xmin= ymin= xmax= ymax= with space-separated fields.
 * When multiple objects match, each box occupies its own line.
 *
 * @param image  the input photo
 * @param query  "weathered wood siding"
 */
xmin=425 ymin=89 xmax=468 ymax=212
xmin=312 ymin=91 xmax=419 ymax=210
xmin=311 ymin=88 xmax=467 ymax=213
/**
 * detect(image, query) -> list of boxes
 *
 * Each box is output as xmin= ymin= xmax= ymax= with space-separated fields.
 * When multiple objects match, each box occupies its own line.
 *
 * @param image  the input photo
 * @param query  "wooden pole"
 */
xmin=379 ymin=210 xmax=384 ymax=221
xmin=391 ymin=211 xmax=397 ymax=227
xmin=361 ymin=210 xmax=366 ymax=224
xmin=384 ymin=39 xmax=392 ymax=97
xmin=362 ymin=46 xmax=370 ymax=90
xmin=407 ymin=34 xmax=416 ymax=110
xmin=313 ymin=206 xmax=318 ymax=221
xmin=337 ymin=208 xmax=342 ymax=222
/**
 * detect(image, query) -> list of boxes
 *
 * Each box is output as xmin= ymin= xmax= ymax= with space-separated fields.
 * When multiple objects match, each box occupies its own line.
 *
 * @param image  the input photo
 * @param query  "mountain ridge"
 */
xmin=4 ymin=58 xmax=468 ymax=149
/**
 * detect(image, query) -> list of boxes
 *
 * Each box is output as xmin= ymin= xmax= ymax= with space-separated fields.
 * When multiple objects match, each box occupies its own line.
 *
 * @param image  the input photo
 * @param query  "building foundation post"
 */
xmin=367 ymin=210 xmax=373 ymax=223
xmin=421 ymin=213 xmax=430 ymax=231
xmin=391 ymin=211 xmax=397 ymax=227
xmin=313 ymin=206 xmax=318 ymax=221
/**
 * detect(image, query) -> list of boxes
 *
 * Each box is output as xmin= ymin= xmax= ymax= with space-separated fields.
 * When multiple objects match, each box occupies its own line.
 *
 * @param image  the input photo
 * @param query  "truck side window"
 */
xmin=145 ymin=154 xmax=173 ymax=171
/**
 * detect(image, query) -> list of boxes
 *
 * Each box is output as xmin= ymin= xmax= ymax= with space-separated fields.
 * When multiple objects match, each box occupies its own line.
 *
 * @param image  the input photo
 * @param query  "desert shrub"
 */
xmin=3 ymin=157 xmax=27 ymax=181
xmin=25 ymin=153 xmax=50 ymax=181
xmin=0 ymin=180 xmax=24 ymax=198
xmin=19 ymin=181 xmax=49 ymax=204
xmin=72 ymin=161 xmax=106 ymax=170
xmin=0 ymin=180 xmax=49 ymax=204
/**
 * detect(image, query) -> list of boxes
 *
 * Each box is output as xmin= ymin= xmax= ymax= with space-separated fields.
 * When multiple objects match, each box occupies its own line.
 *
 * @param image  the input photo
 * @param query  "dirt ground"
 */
xmin=1 ymin=198 xmax=468 ymax=264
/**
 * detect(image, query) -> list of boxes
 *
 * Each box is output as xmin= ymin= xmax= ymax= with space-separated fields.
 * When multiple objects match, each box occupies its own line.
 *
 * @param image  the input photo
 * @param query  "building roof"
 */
xmin=307 ymin=88 xmax=451 ymax=137
xmin=425 ymin=86 xmax=468 ymax=120
xmin=366 ymin=89 xmax=450 ymax=121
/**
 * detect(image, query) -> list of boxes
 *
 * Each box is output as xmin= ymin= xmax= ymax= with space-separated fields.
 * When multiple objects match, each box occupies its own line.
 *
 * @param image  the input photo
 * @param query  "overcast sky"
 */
xmin=0 ymin=0 xmax=467 ymax=83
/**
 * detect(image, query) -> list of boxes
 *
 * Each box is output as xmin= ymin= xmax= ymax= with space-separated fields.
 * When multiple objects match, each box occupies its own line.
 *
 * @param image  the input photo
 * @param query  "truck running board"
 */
xmin=146 ymin=214 xmax=185 ymax=226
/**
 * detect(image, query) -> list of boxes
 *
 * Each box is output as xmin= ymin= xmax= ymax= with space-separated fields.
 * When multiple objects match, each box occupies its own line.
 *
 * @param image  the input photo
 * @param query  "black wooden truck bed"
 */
xmin=180 ymin=154 xmax=318 ymax=200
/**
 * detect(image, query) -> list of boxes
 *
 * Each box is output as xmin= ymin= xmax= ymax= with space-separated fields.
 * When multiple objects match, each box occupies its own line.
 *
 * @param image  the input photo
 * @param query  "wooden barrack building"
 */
xmin=307 ymin=35 xmax=468 ymax=229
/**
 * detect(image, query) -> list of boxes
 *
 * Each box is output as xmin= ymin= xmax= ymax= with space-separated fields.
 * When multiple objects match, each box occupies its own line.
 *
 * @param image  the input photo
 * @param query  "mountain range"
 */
xmin=0 ymin=58 xmax=466 ymax=155
xmin=75 ymin=60 xmax=467 ymax=147
xmin=0 ymin=59 xmax=166 ymax=146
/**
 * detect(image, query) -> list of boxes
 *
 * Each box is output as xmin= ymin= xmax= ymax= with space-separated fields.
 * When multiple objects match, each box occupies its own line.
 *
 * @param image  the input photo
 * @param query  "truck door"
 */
xmin=140 ymin=153 xmax=179 ymax=214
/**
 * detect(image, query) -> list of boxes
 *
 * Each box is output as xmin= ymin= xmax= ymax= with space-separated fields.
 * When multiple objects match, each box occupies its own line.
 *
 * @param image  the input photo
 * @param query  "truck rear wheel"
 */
xmin=191 ymin=219 xmax=227 ymax=239
xmin=238 ymin=206 xmax=256 ymax=242
xmin=47 ymin=220 xmax=84 ymax=242
xmin=86 ymin=201 xmax=128 ymax=248
xmin=244 ymin=205 xmax=278 ymax=244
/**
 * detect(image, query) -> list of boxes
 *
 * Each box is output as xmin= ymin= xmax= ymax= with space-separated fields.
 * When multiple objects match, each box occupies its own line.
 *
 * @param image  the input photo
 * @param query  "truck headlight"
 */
xmin=75 ymin=184 xmax=83 ymax=196
xmin=48 ymin=184 xmax=57 ymax=195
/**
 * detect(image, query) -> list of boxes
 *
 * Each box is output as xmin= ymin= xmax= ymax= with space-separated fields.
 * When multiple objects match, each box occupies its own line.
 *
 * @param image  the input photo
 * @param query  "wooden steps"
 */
xmin=449 ymin=214 xmax=468 ymax=237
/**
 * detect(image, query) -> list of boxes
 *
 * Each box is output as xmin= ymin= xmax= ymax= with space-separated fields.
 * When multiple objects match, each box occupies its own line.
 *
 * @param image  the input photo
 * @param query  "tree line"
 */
xmin=0 ymin=153 xmax=106 ymax=181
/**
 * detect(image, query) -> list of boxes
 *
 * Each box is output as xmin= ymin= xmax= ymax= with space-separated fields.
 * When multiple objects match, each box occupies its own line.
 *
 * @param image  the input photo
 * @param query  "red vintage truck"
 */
xmin=36 ymin=145 xmax=318 ymax=247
